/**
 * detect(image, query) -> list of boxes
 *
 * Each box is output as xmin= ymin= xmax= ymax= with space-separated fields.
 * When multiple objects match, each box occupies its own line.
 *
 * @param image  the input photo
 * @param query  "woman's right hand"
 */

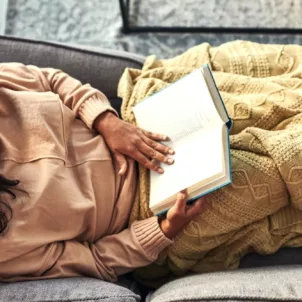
xmin=94 ymin=112 xmax=174 ymax=175
xmin=159 ymin=190 xmax=206 ymax=239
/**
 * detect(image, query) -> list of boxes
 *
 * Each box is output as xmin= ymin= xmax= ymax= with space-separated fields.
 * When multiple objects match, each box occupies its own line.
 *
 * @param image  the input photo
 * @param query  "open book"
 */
xmin=133 ymin=65 xmax=232 ymax=215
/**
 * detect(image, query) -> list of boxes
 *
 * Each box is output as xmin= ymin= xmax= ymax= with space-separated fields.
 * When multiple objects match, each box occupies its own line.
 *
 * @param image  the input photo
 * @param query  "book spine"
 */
xmin=203 ymin=64 xmax=233 ymax=131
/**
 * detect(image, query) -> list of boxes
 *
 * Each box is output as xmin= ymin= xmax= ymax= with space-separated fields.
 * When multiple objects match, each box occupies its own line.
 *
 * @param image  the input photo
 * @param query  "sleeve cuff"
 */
xmin=132 ymin=216 xmax=173 ymax=261
xmin=78 ymin=94 xmax=118 ymax=129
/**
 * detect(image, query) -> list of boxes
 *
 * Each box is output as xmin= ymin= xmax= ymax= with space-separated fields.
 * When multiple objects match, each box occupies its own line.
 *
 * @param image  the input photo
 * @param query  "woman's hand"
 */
xmin=94 ymin=112 xmax=175 ymax=175
xmin=159 ymin=190 xmax=206 ymax=239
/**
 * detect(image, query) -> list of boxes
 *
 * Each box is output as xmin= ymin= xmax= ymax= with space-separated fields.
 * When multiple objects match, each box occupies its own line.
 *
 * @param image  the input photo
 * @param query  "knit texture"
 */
xmin=118 ymin=40 xmax=302 ymax=288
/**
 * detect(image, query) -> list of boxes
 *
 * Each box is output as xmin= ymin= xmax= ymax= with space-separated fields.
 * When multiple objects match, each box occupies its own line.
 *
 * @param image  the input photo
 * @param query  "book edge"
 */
xmin=202 ymin=64 xmax=233 ymax=130
xmin=155 ymin=179 xmax=232 ymax=216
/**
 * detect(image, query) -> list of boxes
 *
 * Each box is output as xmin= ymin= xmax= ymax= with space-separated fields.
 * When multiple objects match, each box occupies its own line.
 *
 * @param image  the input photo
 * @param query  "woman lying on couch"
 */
xmin=0 ymin=63 xmax=206 ymax=282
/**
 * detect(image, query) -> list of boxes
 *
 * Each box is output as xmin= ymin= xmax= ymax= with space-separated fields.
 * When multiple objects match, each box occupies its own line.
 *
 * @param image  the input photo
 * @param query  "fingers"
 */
xmin=133 ymin=132 xmax=175 ymax=173
xmin=139 ymin=141 xmax=174 ymax=166
xmin=142 ymin=130 xmax=175 ymax=156
xmin=142 ymin=135 xmax=175 ymax=155
xmin=133 ymin=151 xmax=164 ymax=174
xmin=174 ymin=190 xmax=188 ymax=213
xmin=164 ymin=192 xmax=206 ymax=238
xmin=138 ymin=132 xmax=174 ymax=173
xmin=186 ymin=197 xmax=206 ymax=217
xmin=126 ymin=129 xmax=175 ymax=173
xmin=142 ymin=129 xmax=169 ymax=142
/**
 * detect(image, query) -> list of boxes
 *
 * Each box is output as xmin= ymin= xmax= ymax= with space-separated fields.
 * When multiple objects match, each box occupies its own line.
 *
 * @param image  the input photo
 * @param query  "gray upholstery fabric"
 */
xmin=109 ymin=97 xmax=123 ymax=116
xmin=0 ymin=277 xmax=141 ymax=302
xmin=0 ymin=35 xmax=145 ymax=103
xmin=240 ymin=247 xmax=302 ymax=269
xmin=146 ymin=265 xmax=302 ymax=302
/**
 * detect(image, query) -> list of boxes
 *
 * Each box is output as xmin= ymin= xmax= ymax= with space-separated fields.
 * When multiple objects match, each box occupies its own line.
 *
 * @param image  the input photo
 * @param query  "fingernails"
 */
xmin=162 ymin=135 xmax=168 ymax=140
xmin=158 ymin=167 xmax=164 ymax=174
xmin=167 ymin=158 xmax=174 ymax=164
xmin=168 ymin=149 xmax=174 ymax=155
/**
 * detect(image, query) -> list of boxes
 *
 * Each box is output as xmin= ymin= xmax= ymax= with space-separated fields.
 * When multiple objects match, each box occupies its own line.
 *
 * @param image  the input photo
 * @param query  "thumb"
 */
xmin=174 ymin=190 xmax=187 ymax=213
xmin=114 ymin=153 xmax=128 ymax=176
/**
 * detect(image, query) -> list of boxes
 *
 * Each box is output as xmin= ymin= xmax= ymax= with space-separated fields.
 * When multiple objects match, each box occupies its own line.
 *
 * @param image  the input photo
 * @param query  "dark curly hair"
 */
xmin=0 ymin=174 xmax=20 ymax=235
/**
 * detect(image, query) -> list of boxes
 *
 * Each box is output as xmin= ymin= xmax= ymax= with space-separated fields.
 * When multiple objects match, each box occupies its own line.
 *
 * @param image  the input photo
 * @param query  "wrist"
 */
xmin=93 ymin=111 xmax=118 ymax=134
xmin=159 ymin=219 xmax=175 ymax=240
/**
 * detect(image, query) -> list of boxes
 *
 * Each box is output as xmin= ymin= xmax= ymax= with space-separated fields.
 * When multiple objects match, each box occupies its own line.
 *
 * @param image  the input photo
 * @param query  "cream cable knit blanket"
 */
xmin=118 ymin=40 xmax=302 ymax=287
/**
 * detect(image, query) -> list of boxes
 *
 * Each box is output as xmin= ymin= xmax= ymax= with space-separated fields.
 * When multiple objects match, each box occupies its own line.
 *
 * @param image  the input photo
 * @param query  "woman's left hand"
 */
xmin=94 ymin=112 xmax=175 ymax=175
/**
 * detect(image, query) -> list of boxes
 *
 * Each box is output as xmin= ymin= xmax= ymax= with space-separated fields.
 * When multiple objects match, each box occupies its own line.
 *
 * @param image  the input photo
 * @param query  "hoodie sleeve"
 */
xmin=28 ymin=65 xmax=118 ymax=129
xmin=0 ymin=217 xmax=173 ymax=282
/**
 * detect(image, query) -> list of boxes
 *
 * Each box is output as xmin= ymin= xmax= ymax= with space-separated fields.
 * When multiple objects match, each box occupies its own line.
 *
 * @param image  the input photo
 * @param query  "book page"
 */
xmin=133 ymin=70 xmax=223 ymax=142
xmin=149 ymin=125 xmax=224 ymax=208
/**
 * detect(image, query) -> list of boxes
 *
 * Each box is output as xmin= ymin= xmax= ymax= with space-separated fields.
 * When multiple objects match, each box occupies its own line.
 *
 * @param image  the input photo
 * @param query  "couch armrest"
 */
xmin=0 ymin=35 xmax=145 ymax=102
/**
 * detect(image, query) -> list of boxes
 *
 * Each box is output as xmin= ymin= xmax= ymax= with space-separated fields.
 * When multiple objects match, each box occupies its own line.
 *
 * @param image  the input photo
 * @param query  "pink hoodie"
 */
xmin=0 ymin=63 xmax=172 ymax=282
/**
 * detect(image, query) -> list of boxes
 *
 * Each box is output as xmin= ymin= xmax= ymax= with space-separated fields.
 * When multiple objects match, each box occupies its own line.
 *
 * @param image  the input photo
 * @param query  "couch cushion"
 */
xmin=110 ymin=97 xmax=123 ymax=115
xmin=146 ymin=265 xmax=302 ymax=302
xmin=0 ymin=276 xmax=141 ymax=302
xmin=0 ymin=35 xmax=145 ymax=101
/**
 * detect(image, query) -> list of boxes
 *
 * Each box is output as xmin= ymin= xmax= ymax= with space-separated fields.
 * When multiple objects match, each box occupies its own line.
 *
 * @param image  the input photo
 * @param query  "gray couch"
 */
xmin=1 ymin=35 xmax=302 ymax=302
